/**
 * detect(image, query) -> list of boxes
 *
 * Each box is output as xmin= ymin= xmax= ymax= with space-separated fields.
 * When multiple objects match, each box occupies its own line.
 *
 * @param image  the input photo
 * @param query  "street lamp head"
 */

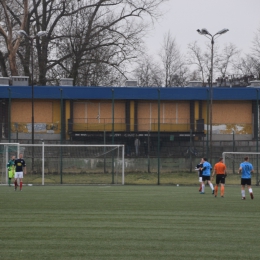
xmin=216 ymin=28 xmax=229 ymax=35
xmin=197 ymin=28 xmax=211 ymax=36
xmin=36 ymin=31 xmax=47 ymax=37
xmin=201 ymin=28 xmax=210 ymax=35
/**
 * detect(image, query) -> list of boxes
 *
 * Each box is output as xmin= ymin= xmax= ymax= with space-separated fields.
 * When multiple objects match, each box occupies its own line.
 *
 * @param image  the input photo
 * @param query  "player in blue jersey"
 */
xmin=200 ymin=158 xmax=214 ymax=194
xmin=238 ymin=156 xmax=254 ymax=200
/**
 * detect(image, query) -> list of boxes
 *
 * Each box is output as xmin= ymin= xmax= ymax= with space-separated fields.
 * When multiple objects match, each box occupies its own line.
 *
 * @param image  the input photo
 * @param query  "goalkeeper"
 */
xmin=7 ymin=155 xmax=16 ymax=186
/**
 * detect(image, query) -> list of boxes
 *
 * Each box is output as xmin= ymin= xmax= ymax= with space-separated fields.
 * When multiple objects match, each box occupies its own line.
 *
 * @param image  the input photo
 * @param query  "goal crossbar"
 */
xmin=222 ymin=152 xmax=260 ymax=163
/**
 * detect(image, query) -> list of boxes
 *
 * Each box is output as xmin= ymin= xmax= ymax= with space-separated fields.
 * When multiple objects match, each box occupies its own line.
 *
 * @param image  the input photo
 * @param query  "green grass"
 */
xmin=23 ymin=172 xmax=249 ymax=185
xmin=0 ymin=185 xmax=259 ymax=260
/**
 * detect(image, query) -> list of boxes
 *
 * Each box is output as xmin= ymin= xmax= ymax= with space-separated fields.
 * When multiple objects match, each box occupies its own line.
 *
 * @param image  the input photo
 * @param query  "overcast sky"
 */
xmin=144 ymin=0 xmax=260 ymax=57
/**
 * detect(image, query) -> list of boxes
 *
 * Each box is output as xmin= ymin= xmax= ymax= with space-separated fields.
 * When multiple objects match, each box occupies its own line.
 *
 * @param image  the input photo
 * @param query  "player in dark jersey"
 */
xmin=14 ymin=153 xmax=26 ymax=191
xmin=195 ymin=158 xmax=203 ymax=192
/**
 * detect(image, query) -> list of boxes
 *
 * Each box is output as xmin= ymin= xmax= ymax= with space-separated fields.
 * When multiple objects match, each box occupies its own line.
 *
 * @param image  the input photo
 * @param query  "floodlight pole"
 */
xmin=17 ymin=30 xmax=47 ymax=146
xmin=197 ymin=28 xmax=229 ymax=162
xmin=257 ymin=89 xmax=259 ymax=186
xmin=209 ymin=36 xmax=214 ymax=162
xmin=30 ymin=38 xmax=35 ymax=146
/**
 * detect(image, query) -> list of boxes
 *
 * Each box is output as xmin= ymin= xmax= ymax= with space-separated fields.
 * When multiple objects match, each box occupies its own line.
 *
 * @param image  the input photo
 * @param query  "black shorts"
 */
xmin=216 ymin=174 xmax=225 ymax=184
xmin=202 ymin=176 xmax=210 ymax=181
xmin=241 ymin=178 xmax=251 ymax=186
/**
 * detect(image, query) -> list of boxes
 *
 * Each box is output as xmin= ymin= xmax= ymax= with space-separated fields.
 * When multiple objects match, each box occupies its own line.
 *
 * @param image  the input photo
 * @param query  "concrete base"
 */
xmin=11 ymin=133 xmax=61 ymax=141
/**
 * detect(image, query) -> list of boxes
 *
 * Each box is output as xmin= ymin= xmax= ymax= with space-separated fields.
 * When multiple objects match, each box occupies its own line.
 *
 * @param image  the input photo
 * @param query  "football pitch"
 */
xmin=0 ymin=185 xmax=259 ymax=260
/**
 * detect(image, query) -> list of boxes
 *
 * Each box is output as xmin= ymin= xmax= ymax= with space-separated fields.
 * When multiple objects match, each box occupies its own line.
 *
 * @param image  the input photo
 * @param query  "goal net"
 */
xmin=0 ymin=143 xmax=125 ymax=185
xmin=222 ymin=152 xmax=260 ymax=185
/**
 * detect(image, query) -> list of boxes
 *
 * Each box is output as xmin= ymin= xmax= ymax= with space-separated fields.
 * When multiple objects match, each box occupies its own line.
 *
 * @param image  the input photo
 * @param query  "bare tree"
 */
xmin=159 ymin=31 xmax=187 ymax=87
xmin=233 ymin=54 xmax=260 ymax=80
xmin=231 ymin=27 xmax=260 ymax=81
xmin=187 ymin=41 xmax=238 ymax=86
xmin=0 ymin=0 xmax=28 ymax=76
xmin=134 ymin=55 xmax=163 ymax=87
xmin=187 ymin=41 xmax=207 ymax=84
xmin=0 ymin=0 xmax=168 ymax=85
xmin=215 ymin=43 xmax=239 ymax=78
xmin=246 ymin=26 xmax=260 ymax=79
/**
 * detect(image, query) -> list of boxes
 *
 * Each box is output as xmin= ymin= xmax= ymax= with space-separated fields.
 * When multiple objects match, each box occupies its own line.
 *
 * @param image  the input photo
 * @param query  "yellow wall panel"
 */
xmin=151 ymin=102 xmax=158 ymax=119
xmin=213 ymin=101 xmax=252 ymax=123
xmin=52 ymin=100 xmax=61 ymax=128
xmin=177 ymin=102 xmax=190 ymax=123
xmin=65 ymin=100 xmax=70 ymax=139
xmin=100 ymin=102 xmax=111 ymax=123
xmin=114 ymin=102 xmax=125 ymax=123
xmin=194 ymin=101 xmax=199 ymax=120
xmin=12 ymin=101 xmax=52 ymax=123
xmin=73 ymin=101 xmax=125 ymax=126
xmin=138 ymin=102 xmax=149 ymax=118
xmin=137 ymin=101 xmax=190 ymax=131
xmin=12 ymin=102 xmax=31 ymax=122
xmin=138 ymin=102 xmax=151 ymax=131
xmin=130 ymin=101 xmax=135 ymax=131
xmin=73 ymin=102 xmax=86 ymax=123
xmin=87 ymin=102 xmax=100 ymax=124
xmin=163 ymin=103 xmax=176 ymax=122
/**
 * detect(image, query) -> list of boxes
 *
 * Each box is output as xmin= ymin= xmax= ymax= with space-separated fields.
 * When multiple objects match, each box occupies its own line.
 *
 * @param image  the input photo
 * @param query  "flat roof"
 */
xmin=0 ymin=86 xmax=258 ymax=100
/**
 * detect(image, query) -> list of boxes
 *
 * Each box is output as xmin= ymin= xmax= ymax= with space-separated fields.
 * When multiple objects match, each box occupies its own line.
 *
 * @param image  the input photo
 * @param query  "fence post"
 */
xmin=111 ymin=89 xmax=114 ymax=184
xmin=148 ymin=131 xmax=151 ymax=173
xmin=8 ymin=88 xmax=11 ymax=143
xmin=104 ymin=130 xmax=106 ymax=174
xmin=257 ymin=89 xmax=259 ymax=185
xmin=59 ymin=88 xmax=63 ymax=184
xmin=206 ymin=88 xmax=209 ymax=159
xmin=157 ymin=88 xmax=160 ymax=185
xmin=189 ymin=129 xmax=192 ymax=172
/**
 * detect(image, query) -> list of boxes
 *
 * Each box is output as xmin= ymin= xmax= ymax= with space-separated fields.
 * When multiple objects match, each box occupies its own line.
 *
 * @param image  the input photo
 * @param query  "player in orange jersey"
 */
xmin=211 ymin=157 xmax=227 ymax=197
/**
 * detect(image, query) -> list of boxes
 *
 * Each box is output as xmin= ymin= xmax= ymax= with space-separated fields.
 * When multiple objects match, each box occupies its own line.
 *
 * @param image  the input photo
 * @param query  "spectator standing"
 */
xmin=134 ymin=137 xmax=140 ymax=156
xmin=143 ymin=139 xmax=148 ymax=156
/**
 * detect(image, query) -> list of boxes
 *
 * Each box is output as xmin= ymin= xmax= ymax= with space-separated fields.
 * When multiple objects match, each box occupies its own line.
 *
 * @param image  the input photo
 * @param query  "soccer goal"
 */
xmin=222 ymin=152 xmax=260 ymax=185
xmin=0 ymin=143 xmax=20 ymax=185
xmin=0 ymin=143 xmax=125 ymax=185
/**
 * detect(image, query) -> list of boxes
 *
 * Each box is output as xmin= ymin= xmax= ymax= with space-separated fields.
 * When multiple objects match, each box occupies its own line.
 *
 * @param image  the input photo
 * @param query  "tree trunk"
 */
xmin=0 ymin=51 xmax=8 ymax=77
xmin=9 ymin=51 xmax=18 ymax=76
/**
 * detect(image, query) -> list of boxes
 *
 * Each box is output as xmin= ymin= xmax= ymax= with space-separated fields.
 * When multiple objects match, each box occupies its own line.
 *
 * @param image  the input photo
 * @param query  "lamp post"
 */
xmin=17 ymin=30 xmax=47 ymax=144
xmin=197 ymin=28 xmax=229 ymax=161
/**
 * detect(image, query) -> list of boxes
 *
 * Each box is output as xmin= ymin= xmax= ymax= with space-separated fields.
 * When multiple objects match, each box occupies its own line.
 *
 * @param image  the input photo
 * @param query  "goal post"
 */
xmin=0 ymin=143 xmax=19 ymax=185
xmin=222 ymin=152 xmax=260 ymax=186
xmin=0 ymin=143 xmax=125 ymax=185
